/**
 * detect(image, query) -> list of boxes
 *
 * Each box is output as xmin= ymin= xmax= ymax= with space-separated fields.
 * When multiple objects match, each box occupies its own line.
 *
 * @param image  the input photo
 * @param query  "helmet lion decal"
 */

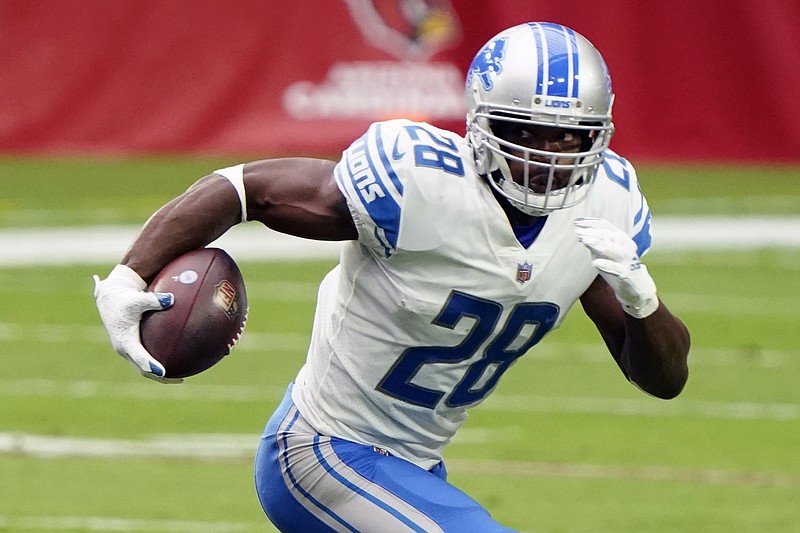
xmin=467 ymin=37 xmax=508 ymax=91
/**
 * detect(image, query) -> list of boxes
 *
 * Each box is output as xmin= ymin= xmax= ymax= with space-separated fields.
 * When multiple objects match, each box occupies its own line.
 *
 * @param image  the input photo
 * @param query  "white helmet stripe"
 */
xmin=532 ymin=23 xmax=547 ymax=96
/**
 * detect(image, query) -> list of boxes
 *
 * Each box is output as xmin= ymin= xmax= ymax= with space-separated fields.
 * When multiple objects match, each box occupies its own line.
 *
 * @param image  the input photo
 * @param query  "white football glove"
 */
xmin=93 ymin=264 xmax=182 ymax=384
xmin=574 ymin=217 xmax=659 ymax=319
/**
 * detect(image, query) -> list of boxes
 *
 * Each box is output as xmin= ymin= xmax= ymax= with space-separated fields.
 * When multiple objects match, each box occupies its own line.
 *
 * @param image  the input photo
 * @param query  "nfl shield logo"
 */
xmin=516 ymin=261 xmax=533 ymax=284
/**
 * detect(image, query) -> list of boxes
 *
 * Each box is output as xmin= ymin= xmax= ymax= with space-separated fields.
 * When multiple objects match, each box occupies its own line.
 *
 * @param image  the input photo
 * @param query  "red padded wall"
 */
xmin=1 ymin=0 xmax=798 ymax=162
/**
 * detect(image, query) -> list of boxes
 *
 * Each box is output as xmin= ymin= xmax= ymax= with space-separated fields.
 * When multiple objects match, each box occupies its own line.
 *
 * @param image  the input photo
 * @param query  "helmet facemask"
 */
xmin=471 ymin=109 xmax=614 ymax=216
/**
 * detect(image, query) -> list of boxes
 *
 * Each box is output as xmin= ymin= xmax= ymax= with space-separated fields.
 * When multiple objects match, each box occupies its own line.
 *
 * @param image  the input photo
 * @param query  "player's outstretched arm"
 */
xmin=575 ymin=218 xmax=690 ymax=399
xmin=240 ymin=158 xmax=357 ymax=243
xmin=121 ymin=157 xmax=356 ymax=282
xmin=94 ymin=157 xmax=356 ymax=380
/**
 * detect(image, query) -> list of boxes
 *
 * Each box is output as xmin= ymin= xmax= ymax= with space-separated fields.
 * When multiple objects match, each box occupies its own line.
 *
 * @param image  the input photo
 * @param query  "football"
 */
xmin=140 ymin=247 xmax=248 ymax=378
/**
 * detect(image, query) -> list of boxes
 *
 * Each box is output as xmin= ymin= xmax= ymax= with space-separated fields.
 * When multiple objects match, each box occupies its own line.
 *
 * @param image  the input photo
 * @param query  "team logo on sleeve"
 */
xmin=516 ymin=261 xmax=533 ymax=284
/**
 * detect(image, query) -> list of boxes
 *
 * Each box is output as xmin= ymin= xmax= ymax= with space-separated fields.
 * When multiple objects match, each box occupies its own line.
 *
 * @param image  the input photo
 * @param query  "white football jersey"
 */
xmin=292 ymin=119 xmax=652 ymax=469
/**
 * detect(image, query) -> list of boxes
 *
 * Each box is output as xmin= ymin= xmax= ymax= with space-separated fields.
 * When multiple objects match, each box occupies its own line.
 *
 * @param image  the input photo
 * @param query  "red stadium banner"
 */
xmin=1 ymin=0 xmax=799 ymax=162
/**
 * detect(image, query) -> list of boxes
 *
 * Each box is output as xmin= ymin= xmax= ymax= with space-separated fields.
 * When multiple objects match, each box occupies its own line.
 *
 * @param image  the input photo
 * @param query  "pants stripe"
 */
xmin=278 ymin=407 xmax=359 ymax=532
xmin=276 ymin=405 xmax=445 ymax=532
xmin=259 ymin=387 xmax=513 ymax=532
xmin=311 ymin=436 xmax=433 ymax=533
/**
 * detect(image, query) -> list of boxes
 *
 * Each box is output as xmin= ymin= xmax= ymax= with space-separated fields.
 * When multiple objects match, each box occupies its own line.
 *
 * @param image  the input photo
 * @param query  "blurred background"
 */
xmin=1 ymin=1 xmax=799 ymax=532
xmin=3 ymin=0 xmax=800 ymax=162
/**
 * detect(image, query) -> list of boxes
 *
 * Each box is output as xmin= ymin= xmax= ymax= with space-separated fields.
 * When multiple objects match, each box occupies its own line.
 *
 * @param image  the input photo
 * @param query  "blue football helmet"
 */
xmin=466 ymin=22 xmax=615 ymax=216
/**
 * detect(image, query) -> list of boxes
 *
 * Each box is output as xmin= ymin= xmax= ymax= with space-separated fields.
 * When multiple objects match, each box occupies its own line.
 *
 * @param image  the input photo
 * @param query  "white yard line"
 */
xmin=1 ymin=216 xmax=800 ymax=266
xmin=1 ymin=431 xmax=796 ymax=489
xmin=0 ymin=515 xmax=538 ymax=533
xmin=0 ymin=432 xmax=258 ymax=460
xmin=0 ymin=224 xmax=341 ymax=266
xmin=0 ymin=515 xmax=257 ymax=532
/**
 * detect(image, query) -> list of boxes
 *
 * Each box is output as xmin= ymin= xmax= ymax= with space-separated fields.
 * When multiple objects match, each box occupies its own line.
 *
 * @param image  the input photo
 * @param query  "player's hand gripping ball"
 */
xmin=140 ymin=248 xmax=248 ymax=378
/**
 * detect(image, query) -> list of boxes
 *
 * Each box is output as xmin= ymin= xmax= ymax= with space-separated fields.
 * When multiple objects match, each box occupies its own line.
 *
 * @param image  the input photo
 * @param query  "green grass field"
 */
xmin=1 ymin=158 xmax=799 ymax=532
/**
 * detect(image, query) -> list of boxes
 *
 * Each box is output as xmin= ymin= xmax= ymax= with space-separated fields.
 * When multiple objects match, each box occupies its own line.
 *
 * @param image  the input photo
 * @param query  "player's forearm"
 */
xmin=620 ymin=302 xmax=690 ymax=399
xmin=121 ymin=174 xmax=242 ymax=283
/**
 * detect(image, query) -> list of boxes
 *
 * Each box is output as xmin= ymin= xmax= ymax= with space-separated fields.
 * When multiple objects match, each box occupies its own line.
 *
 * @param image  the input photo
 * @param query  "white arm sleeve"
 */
xmin=214 ymin=163 xmax=247 ymax=223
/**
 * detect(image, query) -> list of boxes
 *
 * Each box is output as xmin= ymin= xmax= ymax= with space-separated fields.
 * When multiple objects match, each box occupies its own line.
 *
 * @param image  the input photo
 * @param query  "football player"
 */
xmin=94 ymin=22 xmax=690 ymax=532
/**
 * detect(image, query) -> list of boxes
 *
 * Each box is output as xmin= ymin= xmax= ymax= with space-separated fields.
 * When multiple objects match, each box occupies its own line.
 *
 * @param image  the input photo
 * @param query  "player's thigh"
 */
xmin=255 ymin=405 xmax=514 ymax=532
xmin=328 ymin=438 xmax=516 ymax=533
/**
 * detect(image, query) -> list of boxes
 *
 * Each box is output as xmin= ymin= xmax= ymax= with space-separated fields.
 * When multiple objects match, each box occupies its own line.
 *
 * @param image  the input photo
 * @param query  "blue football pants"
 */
xmin=254 ymin=384 xmax=517 ymax=533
